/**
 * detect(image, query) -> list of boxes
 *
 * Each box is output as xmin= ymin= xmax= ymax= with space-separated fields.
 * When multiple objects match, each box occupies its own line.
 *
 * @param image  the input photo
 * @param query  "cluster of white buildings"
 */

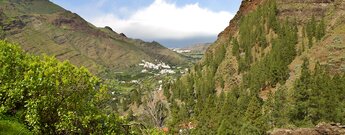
xmin=138 ymin=60 xmax=175 ymax=74
xmin=139 ymin=60 xmax=171 ymax=69
xmin=171 ymin=48 xmax=191 ymax=53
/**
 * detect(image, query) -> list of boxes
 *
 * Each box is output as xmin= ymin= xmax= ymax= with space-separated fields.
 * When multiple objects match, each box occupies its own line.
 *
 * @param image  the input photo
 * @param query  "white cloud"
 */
xmin=91 ymin=0 xmax=234 ymax=40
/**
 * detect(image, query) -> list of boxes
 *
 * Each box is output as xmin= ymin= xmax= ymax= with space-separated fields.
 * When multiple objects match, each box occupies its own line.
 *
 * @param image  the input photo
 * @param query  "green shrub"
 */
xmin=0 ymin=40 xmax=127 ymax=134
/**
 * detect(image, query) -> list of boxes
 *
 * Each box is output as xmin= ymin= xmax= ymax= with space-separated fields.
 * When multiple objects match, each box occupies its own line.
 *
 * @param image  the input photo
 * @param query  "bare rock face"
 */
xmin=119 ymin=33 xmax=127 ymax=38
xmin=270 ymin=123 xmax=345 ymax=135
xmin=277 ymin=0 xmax=336 ymax=23
xmin=218 ymin=0 xmax=263 ymax=39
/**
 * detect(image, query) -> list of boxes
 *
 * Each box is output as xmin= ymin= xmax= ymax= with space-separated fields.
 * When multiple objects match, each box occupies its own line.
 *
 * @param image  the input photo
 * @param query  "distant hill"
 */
xmin=0 ymin=0 xmax=187 ymax=76
xmin=183 ymin=43 xmax=211 ymax=53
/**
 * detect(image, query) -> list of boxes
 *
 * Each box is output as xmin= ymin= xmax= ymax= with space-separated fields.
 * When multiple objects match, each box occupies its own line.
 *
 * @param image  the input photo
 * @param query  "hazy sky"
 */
xmin=50 ymin=0 xmax=242 ymax=48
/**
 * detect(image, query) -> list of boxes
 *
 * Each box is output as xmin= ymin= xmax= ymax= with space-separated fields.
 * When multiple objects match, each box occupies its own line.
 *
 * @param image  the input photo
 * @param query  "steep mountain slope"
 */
xmin=0 ymin=0 xmax=186 ymax=75
xmin=192 ymin=0 xmax=345 ymax=97
xmin=210 ymin=0 xmax=345 ymax=93
xmin=163 ymin=0 xmax=345 ymax=134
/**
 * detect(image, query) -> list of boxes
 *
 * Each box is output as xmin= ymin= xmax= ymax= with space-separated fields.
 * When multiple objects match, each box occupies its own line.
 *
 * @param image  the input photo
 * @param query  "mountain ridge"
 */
xmin=0 ymin=0 xmax=187 ymax=75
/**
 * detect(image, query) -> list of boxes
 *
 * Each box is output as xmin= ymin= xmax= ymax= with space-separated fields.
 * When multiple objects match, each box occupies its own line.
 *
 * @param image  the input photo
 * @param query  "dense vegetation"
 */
xmin=0 ymin=0 xmax=339 ymax=134
xmin=163 ymin=0 xmax=334 ymax=134
xmin=0 ymin=40 xmax=128 ymax=134
xmin=289 ymin=60 xmax=345 ymax=126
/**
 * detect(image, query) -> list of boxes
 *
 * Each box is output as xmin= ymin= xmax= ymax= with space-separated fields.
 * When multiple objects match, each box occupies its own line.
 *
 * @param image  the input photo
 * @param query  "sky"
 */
xmin=50 ymin=0 xmax=242 ymax=48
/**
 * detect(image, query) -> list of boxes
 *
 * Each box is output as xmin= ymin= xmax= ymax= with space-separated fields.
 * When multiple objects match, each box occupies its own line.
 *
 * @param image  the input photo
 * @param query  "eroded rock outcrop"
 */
xmin=270 ymin=123 xmax=345 ymax=135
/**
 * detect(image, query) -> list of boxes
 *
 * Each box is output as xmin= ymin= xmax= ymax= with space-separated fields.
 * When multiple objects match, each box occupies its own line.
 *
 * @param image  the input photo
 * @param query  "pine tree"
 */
xmin=262 ymin=92 xmax=275 ymax=129
xmin=316 ymin=18 xmax=326 ymax=40
xmin=178 ymin=104 xmax=189 ymax=123
xmin=244 ymin=95 xmax=263 ymax=127
xmin=168 ymin=101 xmax=181 ymax=132
xmin=272 ymin=87 xmax=290 ymax=127
xmin=163 ymin=82 xmax=171 ymax=100
xmin=290 ymin=59 xmax=312 ymax=126
xmin=232 ymin=38 xmax=240 ymax=58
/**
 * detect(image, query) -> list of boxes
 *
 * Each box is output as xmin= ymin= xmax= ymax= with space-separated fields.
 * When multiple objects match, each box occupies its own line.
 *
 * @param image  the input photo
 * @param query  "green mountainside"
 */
xmin=0 ymin=0 xmax=187 ymax=76
xmin=163 ymin=0 xmax=345 ymax=134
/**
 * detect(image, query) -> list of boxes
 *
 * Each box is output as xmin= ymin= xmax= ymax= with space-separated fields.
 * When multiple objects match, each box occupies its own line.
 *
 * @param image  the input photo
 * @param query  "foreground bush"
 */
xmin=0 ymin=40 xmax=127 ymax=134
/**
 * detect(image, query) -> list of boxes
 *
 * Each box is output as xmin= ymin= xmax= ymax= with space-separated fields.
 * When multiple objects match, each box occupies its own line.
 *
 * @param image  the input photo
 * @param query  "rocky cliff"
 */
xmin=270 ymin=123 xmax=345 ymax=135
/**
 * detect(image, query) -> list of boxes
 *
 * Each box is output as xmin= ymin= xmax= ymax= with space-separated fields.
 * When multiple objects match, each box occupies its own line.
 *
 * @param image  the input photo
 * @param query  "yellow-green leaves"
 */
xmin=0 ymin=40 xmax=127 ymax=134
